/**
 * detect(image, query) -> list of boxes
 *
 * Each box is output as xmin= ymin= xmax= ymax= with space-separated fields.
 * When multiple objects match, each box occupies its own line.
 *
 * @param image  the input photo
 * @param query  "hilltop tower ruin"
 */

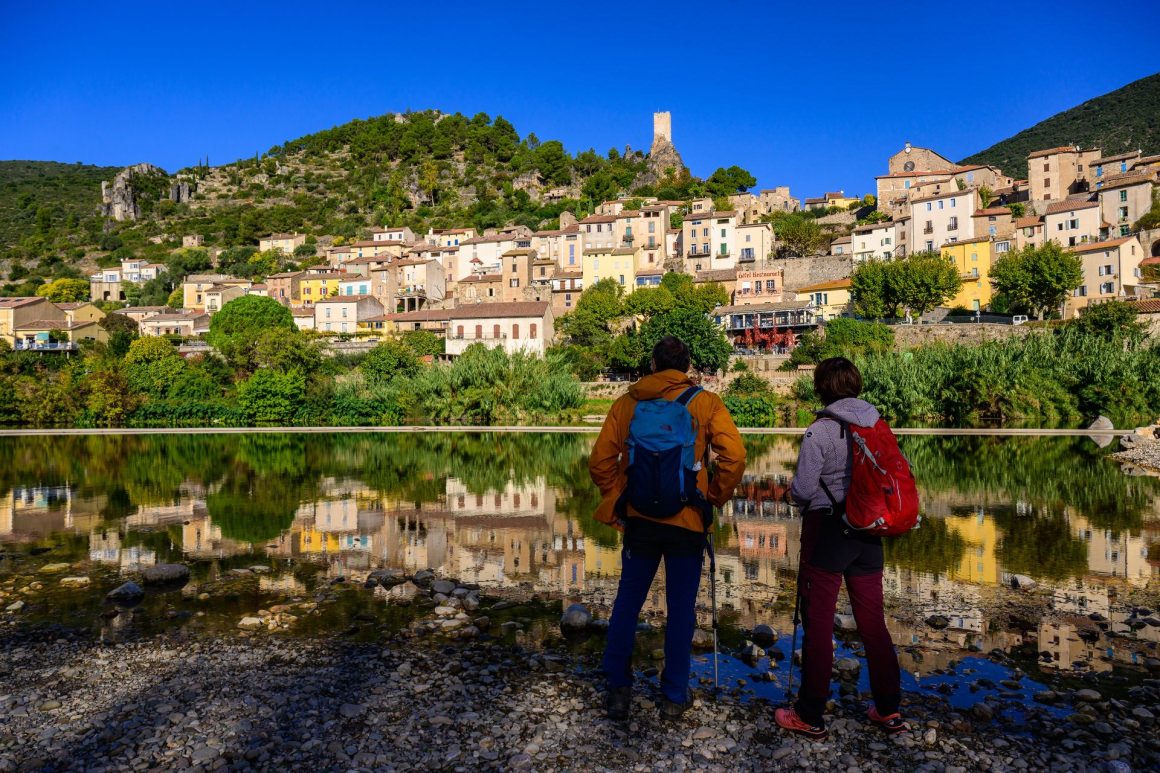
xmin=653 ymin=111 xmax=672 ymax=144
xmin=646 ymin=111 xmax=684 ymax=183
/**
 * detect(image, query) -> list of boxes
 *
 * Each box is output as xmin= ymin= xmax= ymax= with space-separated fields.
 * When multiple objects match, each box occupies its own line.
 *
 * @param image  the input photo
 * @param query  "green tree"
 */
xmin=400 ymin=329 xmax=444 ymax=357
xmin=206 ymin=295 xmax=295 ymax=372
xmin=98 ymin=310 xmax=139 ymax=358
xmin=35 ymin=278 xmax=90 ymax=303
xmin=990 ymin=242 xmax=1083 ymax=320
xmin=84 ymin=367 xmax=138 ymax=424
xmin=979 ymin=185 xmax=994 ymax=208
xmin=360 ymin=340 xmax=423 ymax=387
xmin=887 ymin=251 xmax=963 ymax=316
xmin=1071 ymin=299 xmax=1146 ymax=344
xmin=167 ymin=288 xmax=184 ymax=309
xmin=623 ymin=286 xmax=675 ymax=320
xmin=774 ymin=214 xmax=828 ymax=256
xmin=639 ymin=307 xmax=731 ymax=373
xmin=706 ymin=165 xmax=757 ymax=196
xmin=236 ymin=369 xmax=306 ymax=424
xmin=123 ymin=337 xmax=186 ymax=397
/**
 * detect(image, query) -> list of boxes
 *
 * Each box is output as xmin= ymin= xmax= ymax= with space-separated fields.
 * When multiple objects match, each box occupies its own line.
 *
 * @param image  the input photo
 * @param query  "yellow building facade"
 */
xmin=582 ymin=247 xmax=636 ymax=294
xmin=941 ymin=237 xmax=994 ymax=311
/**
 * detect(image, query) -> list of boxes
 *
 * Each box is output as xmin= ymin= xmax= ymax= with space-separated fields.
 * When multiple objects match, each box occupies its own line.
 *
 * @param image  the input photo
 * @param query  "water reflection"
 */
xmin=1 ymin=432 xmax=1158 ymax=681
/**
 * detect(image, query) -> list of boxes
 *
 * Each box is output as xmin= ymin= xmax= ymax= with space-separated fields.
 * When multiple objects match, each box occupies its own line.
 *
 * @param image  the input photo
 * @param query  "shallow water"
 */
xmin=1 ymin=432 xmax=1157 ymax=707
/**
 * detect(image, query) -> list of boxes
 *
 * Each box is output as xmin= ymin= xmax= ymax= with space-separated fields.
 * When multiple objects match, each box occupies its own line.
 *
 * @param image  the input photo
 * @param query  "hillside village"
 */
xmin=3 ymin=113 xmax=1160 ymax=356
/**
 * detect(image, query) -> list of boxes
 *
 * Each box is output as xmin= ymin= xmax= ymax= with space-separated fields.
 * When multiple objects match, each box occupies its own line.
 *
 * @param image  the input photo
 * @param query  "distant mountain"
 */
xmin=960 ymin=72 xmax=1160 ymax=179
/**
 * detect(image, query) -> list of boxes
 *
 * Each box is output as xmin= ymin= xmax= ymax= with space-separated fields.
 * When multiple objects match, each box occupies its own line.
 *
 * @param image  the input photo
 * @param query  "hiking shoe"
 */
xmin=605 ymin=686 xmax=631 ymax=721
xmin=774 ymin=707 xmax=828 ymax=741
xmin=868 ymin=706 xmax=908 ymax=735
xmin=659 ymin=698 xmax=689 ymax=721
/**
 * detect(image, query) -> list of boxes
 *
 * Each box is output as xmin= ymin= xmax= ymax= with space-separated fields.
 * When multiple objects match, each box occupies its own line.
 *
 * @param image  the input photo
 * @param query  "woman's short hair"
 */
xmin=814 ymin=357 xmax=862 ymax=405
xmin=652 ymin=336 xmax=691 ymax=373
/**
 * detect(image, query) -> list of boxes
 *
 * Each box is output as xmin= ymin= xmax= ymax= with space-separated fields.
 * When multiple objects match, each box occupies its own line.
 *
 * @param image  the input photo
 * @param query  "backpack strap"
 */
xmin=674 ymin=385 xmax=702 ymax=407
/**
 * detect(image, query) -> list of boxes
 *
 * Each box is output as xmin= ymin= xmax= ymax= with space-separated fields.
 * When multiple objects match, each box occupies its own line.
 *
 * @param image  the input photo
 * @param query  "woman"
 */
xmin=774 ymin=357 xmax=905 ymax=741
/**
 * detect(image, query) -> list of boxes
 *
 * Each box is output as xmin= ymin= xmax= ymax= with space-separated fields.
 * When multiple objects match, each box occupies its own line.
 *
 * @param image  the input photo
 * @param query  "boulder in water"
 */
xmin=560 ymin=603 xmax=592 ymax=636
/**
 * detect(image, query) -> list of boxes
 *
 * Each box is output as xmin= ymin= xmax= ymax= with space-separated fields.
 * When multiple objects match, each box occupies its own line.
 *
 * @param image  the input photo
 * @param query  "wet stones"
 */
xmin=751 ymin=624 xmax=778 ymax=648
xmin=59 ymin=576 xmax=91 ymax=588
xmin=738 ymin=644 xmax=764 ymax=667
xmin=560 ymin=604 xmax=592 ymax=636
xmin=834 ymin=614 xmax=858 ymax=631
xmin=106 ymin=582 xmax=145 ymax=604
xmin=835 ymin=658 xmax=861 ymax=682
xmin=924 ymin=615 xmax=950 ymax=630
xmin=432 ymin=579 xmax=456 ymax=595
xmin=691 ymin=629 xmax=714 ymax=650
xmin=142 ymin=564 xmax=190 ymax=585
xmin=1010 ymin=574 xmax=1037 ymax=590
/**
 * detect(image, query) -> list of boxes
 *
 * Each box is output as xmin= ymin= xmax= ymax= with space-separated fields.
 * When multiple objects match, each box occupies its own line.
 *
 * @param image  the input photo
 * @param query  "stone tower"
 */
xmin=653 ymin=111 xmax=672 ymax=143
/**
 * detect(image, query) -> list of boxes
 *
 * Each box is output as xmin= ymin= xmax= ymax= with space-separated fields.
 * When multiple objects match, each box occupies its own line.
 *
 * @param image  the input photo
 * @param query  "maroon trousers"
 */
xmin=794 ymin=509 xmax=901 ymax=726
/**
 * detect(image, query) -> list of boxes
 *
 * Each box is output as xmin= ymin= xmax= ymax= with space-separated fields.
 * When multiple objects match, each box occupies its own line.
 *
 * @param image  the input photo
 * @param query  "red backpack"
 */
xmin=820 ymin=417 xmax=920 ymax=537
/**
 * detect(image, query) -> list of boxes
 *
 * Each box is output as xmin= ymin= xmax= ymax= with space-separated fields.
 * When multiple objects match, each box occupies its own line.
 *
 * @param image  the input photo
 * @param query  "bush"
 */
xmin=721 ymin=394 xmax=783 ymax=428
xmin=725 ymin=372 xmax=770 ymax=396
xmin=236 ymin=369 xmax=306 ymax=424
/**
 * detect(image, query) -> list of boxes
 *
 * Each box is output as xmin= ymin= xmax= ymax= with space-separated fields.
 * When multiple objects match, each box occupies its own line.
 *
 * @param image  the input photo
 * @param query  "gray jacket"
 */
xmin=789 ymin=398 xmax=880 ymax=512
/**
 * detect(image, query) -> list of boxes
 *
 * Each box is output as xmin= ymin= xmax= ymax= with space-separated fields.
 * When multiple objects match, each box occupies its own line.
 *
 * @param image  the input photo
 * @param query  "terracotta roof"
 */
xmin=875 ymin=169 xmax=957 ymax=179
xmin=695 ymin=269 xmax=738 ymax=283
xmin=393 ymin=258 xmax=428 ymax=266
xmin=301 ymin=272 xmax=349 ymax=280
xmin=831 ymin=235 xmax=852 ymax=244
xmin=1097 ymin=173 xmax=1152 ymax=190
xmin=611 ymin=247 xmax=638 ymax=256
xmin=447 ymin=301 xmax=550 ymax=320
xmin=262 ymin=233 xmax=302 ymax=240
xmin=502 ymin=249 xmax=536 ymax=257
xmin=53 ymin=302 xmax=90 ymax=310
xmin=0 ymin=297 xmax=48 ymax=309
xmin=684 ymin=210 xmax=737 ymax=220
xmin=266 ymin=271 xmax=305 ymax=279
xmin=371 ymin=227 xmax=410 ymax=232
xmin=1045 ymin=199 xmax=1098 ymax=215
xmin=1015 ymin=216 xmax=1043 ymax=228
xmin=459 ymin=274 xmax=501 ymax=283
xmin=459 ymin=234 xmax=516 ymax=245
xmin=714 ymin=300 xmax=813 ymax=314
xmin=14 ymin=319 xmax=94 ymax=331
xmin=615 ymin=210 xmax=642 ymax=219
xmin=793 ymin=278 xmax=852 ymax=293
xmin=1027 ymin=146 xmax=1080 ymax=159
xmin=1094 ymin=152 xmax=1141 ymax=165
xmin=249 ymin=284 xmax=268 ymax=290
xmin=1127 ymin=298 xmax=1160 ymax=313
xmin=579 ymin=215 xmax=616 ymax=224
xmin=636 ymin=269 xmax=665 ymax=276
xmin=974 ymin=208 xmax=1011 ymax=216
xmin=290 ymin=308 xmax=314 ymax=317
xmin=1072 ymin=237 xmax=1135 ymax=253
xmin=553 ymin=270 xmax=582 ymax=279
xmin=943 ymin=236 xmax=992 ymax=246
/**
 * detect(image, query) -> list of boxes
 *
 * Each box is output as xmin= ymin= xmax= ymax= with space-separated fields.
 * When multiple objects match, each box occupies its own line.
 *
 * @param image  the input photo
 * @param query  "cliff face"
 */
xmin=637 ymin=134 xmax=685 ymax=189
xmin=100 ymin=163 xmax=166 ymax=221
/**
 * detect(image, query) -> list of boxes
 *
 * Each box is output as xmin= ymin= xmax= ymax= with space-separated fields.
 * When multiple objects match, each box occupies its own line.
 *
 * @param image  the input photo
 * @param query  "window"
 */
xmin=971 ymin=252 xmax=978 ymax=261
xmin=925 ymin=202 xmax=932 ymax=211
xmin=745 ymin=234 xmax=752 ymax=242
xmin=702 ymin=228 xmax=709 ymax=237
xmin=1120 ymin=162 xmax=1127 ymax=172
xmin=1100 ymin=282 xmax=1115 ymax=294
xmin=593 ymin=259 xmax=598 ymax=269
xmin=925 ymin=240 xmax=933 ymax=251
xmin=720 ymin=228 xmax=726 ymax=238
xmin=493 ymin=324 xmax=501 ymax=338
xmin=325 ymin=308 xmax=331 ymax=319
xmin=938 ymin=201 xmax=944 ymax=210
xmin=619 ymin=275 xmax=625 ymax=285
xmin=950 ymin=198 xmax=956 ymax=208
xmin=702 ymin=243 xmax=709 ymax=254
xmin=1119 ymin=225 xmax=1130 ymax=236
xmin=996 ymin=241 xmax=1010 ymax=253
xmin=512 ymin=324 xmax=519 ymax=339
xmin=990 ymin=226 xmax=996 ymax=235
xmin=457 ymin=325 xmax=464 ymax=337
xmin=766 ymin=280 xmax=777 ymax=291
xmin=948 ymin=216 xmax=958 ymax=230
xmin=475 ymin=324 xmax=482 ymax=338
xmin=648 ymin=221 xmax=655 ymax=233
xmin=530 ymin=323 xmax=537 ymax=339
xmin=1120 ymin=190 xmax=1128 ymax=202
xmin=1074 ymin=286 xmax=1087 ymax=297
xmin=1118 ymin=206 xmax=1129 ymax=221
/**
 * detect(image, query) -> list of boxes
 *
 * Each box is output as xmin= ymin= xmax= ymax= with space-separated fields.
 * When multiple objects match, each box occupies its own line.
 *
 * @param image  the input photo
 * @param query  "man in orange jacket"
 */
xmin=590 ymin=335 xmax=746 ymax=721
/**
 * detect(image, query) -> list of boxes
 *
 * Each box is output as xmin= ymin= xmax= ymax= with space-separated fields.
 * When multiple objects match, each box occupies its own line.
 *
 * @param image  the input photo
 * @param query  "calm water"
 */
xmin=2 ymin=432 xmax=1158 ymax=705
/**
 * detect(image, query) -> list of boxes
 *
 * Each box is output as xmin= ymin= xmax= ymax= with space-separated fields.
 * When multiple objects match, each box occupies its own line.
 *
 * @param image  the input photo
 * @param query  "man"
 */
xmin=590 ymin=336 xmax=746 ymax=721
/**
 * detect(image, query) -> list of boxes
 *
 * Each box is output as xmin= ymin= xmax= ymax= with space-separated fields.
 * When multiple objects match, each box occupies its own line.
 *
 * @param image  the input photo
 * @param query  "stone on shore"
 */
xmin=752 ymin=624 xmax=778 ymax=647
xmin=1010 ymin=574 xmax=1037 ymax=590
xmin=59 ymin=576 xmax=91 ymax=587
xmin=142 ymin=564 xmax=190 ymax=584
xmin=105 ymin=581 xmax=145 ymax=603
xmin=560 ymin=603 xmax=592 ymax=635
xmin=38 ymin=563 xmax=71 ymax=574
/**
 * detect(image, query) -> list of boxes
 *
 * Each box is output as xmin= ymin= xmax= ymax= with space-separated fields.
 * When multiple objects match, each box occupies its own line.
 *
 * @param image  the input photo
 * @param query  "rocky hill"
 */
xmin=1 ymin=110 xmax=762 ymax=296
xmin=960 ymin=72 xmax=1160 ymax=179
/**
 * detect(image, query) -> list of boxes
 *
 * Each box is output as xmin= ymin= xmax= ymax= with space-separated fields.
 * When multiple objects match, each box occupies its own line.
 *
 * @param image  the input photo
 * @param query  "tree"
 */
xmin=122 ymin=281 xmax=142 ymax=307
xmin=36 ymin=278 xmax=90 ymax=303
xmin=851 ymin=259 xmax=891 ymax=319
xmin=774 ymin=214 xmax=829 ymax=256
xmin=979 ymin=186 xmax=994 ymax=208
xmin=534 ymin=141 xmax=572 ymax=187
xmin=887 ymin=251 xmax=963 ymax=316
xmin=400 ymin=329 xmax=444 ymax=357
xmin=206 ymin=295 xmax=295 ymax=372
xmin=253 ymin=329 xmax=323 ymax=375
xmin=360 ymin=340 xmax=423 ymax=387
xmin=167 ymin=288 xmax=184 ymax=309
xmin=1071 ymin=299 xmax=1146 ymax=344
xmin=639 ymin=308 xmax=731 ymax=374
xmin=662 ymin=272 xmax=729 ymax=314
xmin=990 ymin=242 xmax=1083 ymax=320
xmin=84 ymin=367 xmax=138 ymax=425
xmin=623 ymin=286 xmax=675 ymax=320
xmin=123 ymin=336 xmax=186 ymax=397
xmin=236 ymin=369 xmax=306 ymax=424
xmin=706 ymin=165 xmax=757 ymax=196
xmin=98 ymin=310 xmax=139 ymax=358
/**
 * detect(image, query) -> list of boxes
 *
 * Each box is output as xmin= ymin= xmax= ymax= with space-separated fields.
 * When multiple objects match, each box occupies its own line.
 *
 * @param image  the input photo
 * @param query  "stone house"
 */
xmin=444 ymin=301 xmax=554 ymax=357
xmin=829 ymin=235 xmax=852 ymax=257
xmin=887 ymin=143 xmax=955 ymax=175
xmin=1043 ymin=199 xmax=1100 ymax=248
xmin=1097 ymin=174 xmax=1153 ymax=238
xmin=394 ymin=257 xmax=447 ymax=310
xmin=426 ymin=227 xmax=475 ymax=247
xmin=972 ymin=207 xmax=1015 ymax=241
xmin=182 ymin=234 xmax=204 ymax=248
xmin=314 ymin=295 xmax=386 ymax=334
xmin=203 ymin=284 xmax=247 ymax=315
xmin=735 ymin=222 xmax=773 ymax=265
xmin=532 ymin=225 xmax=582 ymax=271
xmin=909 ymin=188 xmax=977 ymax=252
xmin=140 ymin=310 xmax=209 ymax=338
xmin=578 ymin=215 xmax=616 ymax=251
xmin=371 ymin=226 xmax=417 ymax=243
xmin=1027 ymin=146 xmax=1100 ymax=202
xmin=259 ymin=233 xmax=306 ymax=254
xmin=266 ymin=271 xmax=304 ymax=305
xmin=458 ymin=272 xmax=503 ymax=304
xmin=1092 ymin=152 xmax=1142 ymax=182
xmin=1014 ymin=216 xmax=1046 ymax=250
xmin=550 ymin=270 xmax=583 ymax=318
xmin=682 ymin=210 xmax=737 ymax=272
xmin=1067 ymin=236 xmax=1145 ymax=317
xmin=182 ymin=274 xmax=250 ymax=311
xmin=852 ymin=222 xmax=898 ymax=262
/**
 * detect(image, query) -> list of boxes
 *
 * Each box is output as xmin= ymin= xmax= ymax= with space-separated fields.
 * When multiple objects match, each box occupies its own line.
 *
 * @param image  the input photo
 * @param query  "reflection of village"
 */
xmin=3 ymin=436 xmax=1158 ymax=675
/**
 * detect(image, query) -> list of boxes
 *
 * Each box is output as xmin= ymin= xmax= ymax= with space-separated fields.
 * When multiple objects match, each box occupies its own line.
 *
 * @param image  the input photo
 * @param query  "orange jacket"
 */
xmin=589 ymin=370 xmax=747 ymax=534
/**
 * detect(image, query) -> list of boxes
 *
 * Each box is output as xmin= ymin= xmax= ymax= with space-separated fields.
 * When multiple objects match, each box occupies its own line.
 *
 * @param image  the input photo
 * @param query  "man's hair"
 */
xmin=652 ymin=335 xmax=691 ymax=373
xmin=814 ymin=356 xmax=862 ymax=405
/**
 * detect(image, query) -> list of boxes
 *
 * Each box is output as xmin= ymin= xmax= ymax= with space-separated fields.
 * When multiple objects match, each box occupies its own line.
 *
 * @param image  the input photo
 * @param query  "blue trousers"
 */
xmin=602 ymin=545 xmax=704 ymax=703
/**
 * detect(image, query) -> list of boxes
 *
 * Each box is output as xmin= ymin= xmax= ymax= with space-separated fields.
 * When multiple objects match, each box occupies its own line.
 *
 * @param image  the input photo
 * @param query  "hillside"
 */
xmin=0 ymin=161 xmax=121 ymax=249
xmin=960 ymin=72 xmax=1160 ymax=178
xmin=1 ymin=110 xmax=759 ymax=298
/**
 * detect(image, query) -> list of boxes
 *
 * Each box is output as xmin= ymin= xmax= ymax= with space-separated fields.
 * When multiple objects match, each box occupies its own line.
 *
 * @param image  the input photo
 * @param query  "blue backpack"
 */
xmin=616 ymin=386 xmax=711 ymax=526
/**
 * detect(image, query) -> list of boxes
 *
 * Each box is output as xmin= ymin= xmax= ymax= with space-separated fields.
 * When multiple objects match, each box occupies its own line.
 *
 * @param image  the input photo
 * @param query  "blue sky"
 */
xmin=2 ymin=0 xmax=1158 ymax=200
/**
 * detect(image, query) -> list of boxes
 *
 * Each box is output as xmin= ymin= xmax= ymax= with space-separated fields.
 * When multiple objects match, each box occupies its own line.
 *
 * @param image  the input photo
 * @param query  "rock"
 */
xmin=5 ymin=600 xmax=25 ymax=612
xmin=473 ymin=616 xmax=490 ymax=631
xmin=142 ymin=564 xmax=190 ymax=585
xmin=835 ymin=657 xmax=861 ymax=681
xmin=691 ymin=726 xmax=715 ymax=740
xmin=923 ymin=728 xmax=937 ymax=745
xmin=588 ymin=618 xmax=609 ymax=633
xmin=37 ymin=700 xmax=62 ymax=711
xmin=432 ymin=579 xmax=456 ymax=595
xmin=1131 ymin=707 xmax=1154 ymax=721
xmin=39 ymin=562 xmax=72 ymax=573
xmin=461 ymin=594 xmax=480 ymax=612
xmin=560 ymin=603 xmax=593 ymax=635
xmin=649 ymin=649 xmax=666 ymax=660
xmin=100 ymin=163 xmax=166 ymax=221
xmin=59 ymin=576 xmax=91 ymax=587
xmin=434 ymin=606 xmax=457 ymax=616
xmin=339 ymin=703 xmax=365 ymax=719
xmin=1088 ymin=415 xmax=1114 ymax=431
xmin=752 ymin=624 xmax=778 ymax=648
xmin=834 ymin=614 xmax=858 ymax=631
xmin=1033 ymin=691 xmax=1057 ymax=704
xmin=971 ymin=702 xmax=994 ymax=721
xmin=691 ymin=629 xmax=714 ymax=650
xmin=508 ymin=753 xmax=533 ymax=770
xmin=105 ymin=581 xmax=145 ymax=603
xmin=412 ymin=569 xmax=435 ymax=586
xmin=925 ymin=615 xmax=950 ymax=630
xmin=738 ymin=644 xmax=764 ymax=667
xmin=1074 ymin=688 xmax=1102 ymax=702
xmin=1010 ymin=574 xmax=1037 ymax=590
xmin=238 ymin=617 xmax=263 ymax=630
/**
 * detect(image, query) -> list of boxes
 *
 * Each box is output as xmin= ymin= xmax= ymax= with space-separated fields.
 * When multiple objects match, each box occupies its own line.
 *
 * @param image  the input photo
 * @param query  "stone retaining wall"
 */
xmin=892 ymin=322 xmax=1032 ymax=349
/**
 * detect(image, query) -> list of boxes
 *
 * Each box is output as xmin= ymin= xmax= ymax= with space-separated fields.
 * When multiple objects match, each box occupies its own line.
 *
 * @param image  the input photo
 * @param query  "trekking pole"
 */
xmin=786 ymin=572 xmax=802 ymax=702
xmin=707 ymin=529 xmax=719 ymax=694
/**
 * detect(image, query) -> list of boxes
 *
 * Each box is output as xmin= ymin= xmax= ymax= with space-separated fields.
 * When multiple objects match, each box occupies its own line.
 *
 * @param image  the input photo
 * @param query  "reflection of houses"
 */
xmin=944 ymin=508 xmax=1001 ymax=584
xmin=1 ymin=485 xmax=104 ymax=541
xmin=1039 ymin=622 xmax=1112 ymax=674
xmin=1073 ymin=516 xmax=1154 ymax=587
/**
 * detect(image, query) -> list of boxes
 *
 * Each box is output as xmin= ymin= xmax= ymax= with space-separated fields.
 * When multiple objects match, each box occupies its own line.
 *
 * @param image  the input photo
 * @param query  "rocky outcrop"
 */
xmin=169 ymin=180 xmax=193 ymax=204
xmin=100 ymin=163 xmax=166 ymax=221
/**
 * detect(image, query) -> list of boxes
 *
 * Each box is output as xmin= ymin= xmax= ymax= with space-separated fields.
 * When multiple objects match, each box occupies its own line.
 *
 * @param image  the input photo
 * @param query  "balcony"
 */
xmin=15 ymin=341 xmax=78 ymax=352
xmin=715 ymin=250 xmax=731 ymax=258
xmin=947 ymin=222 xmax=958 ymax=231
xmin=923 ymin=226 xmax=934 ymax=234
xmin=396 ymin=285 xmax=428 ymax=297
